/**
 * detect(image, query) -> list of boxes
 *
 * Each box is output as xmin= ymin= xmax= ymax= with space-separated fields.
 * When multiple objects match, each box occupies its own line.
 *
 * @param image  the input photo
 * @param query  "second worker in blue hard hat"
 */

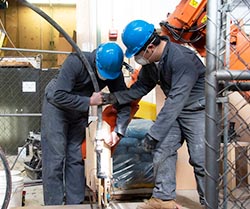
xmin=41 ymin=42 xmax=131 ymax=206
xmin=102 ymin=19 xmax=206 ymax=209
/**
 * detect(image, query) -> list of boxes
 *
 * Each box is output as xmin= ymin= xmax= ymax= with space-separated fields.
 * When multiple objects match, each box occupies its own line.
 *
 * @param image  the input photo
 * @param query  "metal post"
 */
xmin=205 ymin=0 xmax=220 ymax=208
xmin=223 ymin=98 xmax=229 ymax=209
xmin=221 ymin=1 xmax=231 ymax=208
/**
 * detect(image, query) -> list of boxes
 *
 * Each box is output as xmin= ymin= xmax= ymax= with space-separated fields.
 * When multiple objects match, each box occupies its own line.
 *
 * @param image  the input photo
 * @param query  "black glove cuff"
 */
xmin=146 ymin=133 xmax=156 ymax=142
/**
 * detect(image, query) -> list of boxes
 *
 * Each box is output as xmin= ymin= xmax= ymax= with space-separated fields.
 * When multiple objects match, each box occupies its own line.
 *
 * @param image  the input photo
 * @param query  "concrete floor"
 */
xmin=18 ymin=184 xmax=204 ymax=209
xmin=7 ymin=156 xmax=204 ymax=209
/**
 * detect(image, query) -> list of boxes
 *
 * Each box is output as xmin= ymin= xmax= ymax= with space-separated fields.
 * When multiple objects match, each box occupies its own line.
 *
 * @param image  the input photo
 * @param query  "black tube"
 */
xmin=0 ymin=146 xmax=12 ymax=209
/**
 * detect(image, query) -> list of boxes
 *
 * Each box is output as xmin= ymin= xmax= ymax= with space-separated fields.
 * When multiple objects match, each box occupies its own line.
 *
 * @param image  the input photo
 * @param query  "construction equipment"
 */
xmin=83 ymin=69 xmax=140 ymax=208
xmin=160 ymin=0 xmax=250 ymax=99
xmin=84 ymin=103 xmax=140 ymax=208
xmin=160 ymin=0 xmax=207 ymax=57
xmin=84 ymin=119 xmax=112 ymax=208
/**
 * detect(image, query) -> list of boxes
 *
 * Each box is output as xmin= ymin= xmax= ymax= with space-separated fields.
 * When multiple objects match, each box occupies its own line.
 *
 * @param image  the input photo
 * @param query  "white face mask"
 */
xmin=134 ymin=43 xmax=158 ymax=66
xmin=134 ymin=54 xmax=150 ymax=65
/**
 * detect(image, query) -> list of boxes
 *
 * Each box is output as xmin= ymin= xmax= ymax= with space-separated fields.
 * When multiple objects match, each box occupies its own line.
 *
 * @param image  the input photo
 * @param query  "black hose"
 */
xmin=0 ymin=146 xmax=12 ymax=209
xmin=160 ymin=21 xmax=205 ymax=44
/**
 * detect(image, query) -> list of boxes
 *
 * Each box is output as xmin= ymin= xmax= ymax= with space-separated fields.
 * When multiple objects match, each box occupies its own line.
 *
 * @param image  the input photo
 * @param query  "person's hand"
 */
xmin=102 ymin=93 xmax=118 ymax=105
xmin=90 ymin=92 xmax=103 ymax=105
xmin=104 ymin=131 xmax=121 ymax=147
xmin=143 ymin=134 xmax=158 ymax=152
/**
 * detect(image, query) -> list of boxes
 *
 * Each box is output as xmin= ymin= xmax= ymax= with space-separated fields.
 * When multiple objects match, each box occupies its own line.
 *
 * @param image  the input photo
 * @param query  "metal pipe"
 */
xmin=1 ymin=47 xmax=70 ymax=54
xmin=222 ymin=98 xmax=229 ymax=209
xmin=216 ymin=70 xmax=250 ymax=80
xmin=206 ymin=0 xmax=220 ymax=208
xmin=222 ymin=2 xmax=232 ymax=207
xmin=0 ymin=113 xmax=41 ymax=117
xmin=226 ymin=82 xmax=250 ymax=91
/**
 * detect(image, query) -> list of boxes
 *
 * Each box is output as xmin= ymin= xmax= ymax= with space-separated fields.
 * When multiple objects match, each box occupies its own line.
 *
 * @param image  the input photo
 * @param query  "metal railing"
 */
xmin=206 ymin=0 xmax=250 ymax=208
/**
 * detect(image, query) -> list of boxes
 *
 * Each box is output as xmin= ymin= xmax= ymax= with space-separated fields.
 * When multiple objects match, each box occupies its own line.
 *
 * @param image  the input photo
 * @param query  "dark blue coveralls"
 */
xmin=114 ymin=37 xmax=206 ymax=204
xmin=41 ymin=51 xmax=130 ymax=205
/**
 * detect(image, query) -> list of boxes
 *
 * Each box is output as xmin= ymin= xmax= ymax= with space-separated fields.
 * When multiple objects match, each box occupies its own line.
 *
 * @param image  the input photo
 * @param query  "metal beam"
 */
xmin=1 ymin=47 xmax=70 ymax=54
xmin=216 ymin=70 xmax=250 ymax=80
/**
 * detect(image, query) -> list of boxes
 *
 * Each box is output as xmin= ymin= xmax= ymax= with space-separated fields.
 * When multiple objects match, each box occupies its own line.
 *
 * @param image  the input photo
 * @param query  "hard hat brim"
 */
xmin=97 ymin=64 xmax=121 ymax=80
xmin=125 ymin=49 xmax=138 ymax=58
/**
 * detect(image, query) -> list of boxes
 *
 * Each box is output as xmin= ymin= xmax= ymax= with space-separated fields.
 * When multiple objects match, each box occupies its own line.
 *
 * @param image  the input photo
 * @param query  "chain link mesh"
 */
xmin=0 ymin=67 xmax=58 ymax=171
xmin=214 ymin=0 xmax=250 ymax=208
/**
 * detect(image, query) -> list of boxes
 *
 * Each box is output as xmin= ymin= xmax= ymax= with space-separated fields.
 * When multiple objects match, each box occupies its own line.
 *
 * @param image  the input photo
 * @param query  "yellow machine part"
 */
xmin=134 ymin=100 xmax=156 ymax=121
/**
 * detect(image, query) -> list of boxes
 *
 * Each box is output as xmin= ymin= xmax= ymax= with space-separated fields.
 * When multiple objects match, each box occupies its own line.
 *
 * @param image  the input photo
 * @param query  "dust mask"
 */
xmin=134 ymin=44 xmax=158 ymax=66
xmin=134 ymin=55 xmax=150 ymax=65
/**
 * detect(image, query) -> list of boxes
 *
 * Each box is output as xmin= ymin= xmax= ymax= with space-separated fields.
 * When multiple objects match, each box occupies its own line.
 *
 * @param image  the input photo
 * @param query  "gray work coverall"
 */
xmin=41 ymin=51 xmax=130 ymax=205
xmin=114 ymin=38 xmax=206 ymax=204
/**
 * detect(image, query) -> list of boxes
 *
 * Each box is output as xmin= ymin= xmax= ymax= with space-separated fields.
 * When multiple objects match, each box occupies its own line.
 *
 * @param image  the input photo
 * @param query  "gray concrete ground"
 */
xmin=21 ymin=184 xmax=203 ymax=209
xmin=7 ymin=155 xmax=203 ymax=209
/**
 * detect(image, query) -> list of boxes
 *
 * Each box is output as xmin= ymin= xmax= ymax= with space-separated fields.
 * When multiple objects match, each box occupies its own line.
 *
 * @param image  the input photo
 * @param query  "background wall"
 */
xmin=1 ymin=1 xmax=249 ymax=69
xmin=76 ymin=0 xmax=179 ymax=68
xmin=0 ymin=1 xmax=76 ymax=68
xmin=0 ymin=0 xmax=180 ymax=68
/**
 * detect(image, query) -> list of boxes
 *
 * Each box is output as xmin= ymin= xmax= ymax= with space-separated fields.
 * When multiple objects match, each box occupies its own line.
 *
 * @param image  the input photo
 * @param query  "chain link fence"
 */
xmin=206 ymin=0 xmax=250 ymax=208
xmin=0 ymin=66 xmax=58 ymax=172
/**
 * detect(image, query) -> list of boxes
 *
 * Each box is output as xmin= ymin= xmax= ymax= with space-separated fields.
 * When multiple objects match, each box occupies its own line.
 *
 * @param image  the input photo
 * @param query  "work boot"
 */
xmin=136 ymin=197 xmax=181 ymax=209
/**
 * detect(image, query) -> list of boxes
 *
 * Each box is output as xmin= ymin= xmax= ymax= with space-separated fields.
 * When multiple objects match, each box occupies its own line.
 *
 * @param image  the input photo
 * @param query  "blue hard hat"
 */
xmin=96 ymin=42 xmax=124 ymax=80
xmin=122 ymin=20 xmax=155 ymax=58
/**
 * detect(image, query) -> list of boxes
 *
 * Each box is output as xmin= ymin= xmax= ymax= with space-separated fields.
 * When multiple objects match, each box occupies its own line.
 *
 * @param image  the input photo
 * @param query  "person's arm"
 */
xmin=53 ymin=53 xmax=95 ymax=112
xmin=114 ymin=64 xmax=158 ymax=104
xmin=106 ymin=74 xmax=131 ymax=137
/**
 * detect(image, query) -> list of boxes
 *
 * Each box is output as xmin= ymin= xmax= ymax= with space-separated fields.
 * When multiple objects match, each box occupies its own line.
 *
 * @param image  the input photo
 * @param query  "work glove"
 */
xmin=143 ymin=133 xmax=158 ymax=152
xmin=102 ymin=92 xmax=118 ymax=105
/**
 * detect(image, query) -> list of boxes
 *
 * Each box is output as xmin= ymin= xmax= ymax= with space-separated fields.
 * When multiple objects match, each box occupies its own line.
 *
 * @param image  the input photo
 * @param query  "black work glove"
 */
xmin=143 ymin=133 xmax=158 ymax=152
xmin=102 ymin=92 xmax=118 ymax=105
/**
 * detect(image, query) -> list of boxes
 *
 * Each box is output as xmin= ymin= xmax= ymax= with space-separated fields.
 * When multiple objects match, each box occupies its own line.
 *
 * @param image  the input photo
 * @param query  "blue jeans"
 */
xmin=41 ymin=99 xmax=87 ymax=205
xmin=152 ymin=109 xmax=205 ymax=204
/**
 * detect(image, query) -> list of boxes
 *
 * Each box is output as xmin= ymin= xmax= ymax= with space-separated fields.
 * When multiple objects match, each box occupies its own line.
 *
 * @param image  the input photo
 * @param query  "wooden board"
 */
xmin=11 ymin=205 xmax=92 ymax=209
xmin=11 ymin=202 xmax=141 ymax=209
xmin=2 ymin=2 xmax=76 ymax=68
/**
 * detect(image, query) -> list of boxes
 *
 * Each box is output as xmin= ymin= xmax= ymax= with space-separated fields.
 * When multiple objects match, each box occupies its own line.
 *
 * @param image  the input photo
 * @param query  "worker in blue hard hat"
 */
xmin=102 ymin=19 xmax=206 ymax=209
xmin=41 ymin=42 xmax=131 ymax=205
